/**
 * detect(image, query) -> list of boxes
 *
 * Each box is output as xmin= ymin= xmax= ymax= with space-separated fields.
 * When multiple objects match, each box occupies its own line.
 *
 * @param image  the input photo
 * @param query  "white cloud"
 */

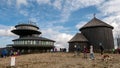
xmin=36 ymin=0 xmax=51 ymax=5
xmin=19 ymin=10 xmax=28 ymax=16
xmin=7 ymin=0 xmax=12 ymax=5
xmin=65 ymin=0 xmax=104 ymax=11
xmin=3 ymin=0 xmax=105 ymax=24
xmin=41 ymin=26 xmax=73 ymax=50
xmin=0 ymin=25 xmax=16 ymax=37
xmin=29 ymin=18 xmax=38 ymax=23
xmin=16 ymin=0 xmax=28 ymax=8
xmin=0 ymin=25 xmax=18 ymax=47
xmin=54 ymin=33 xmax=73 ymax=49
xmin=98 ymin=0 xmax=120 ymax=15
xmin=34 ymin=0 xmax=105 ymax=23
xmin=58 ymin=0 xmax=105 ymax=23
xmin=0 ymin=36 xmax=14 ymax=48
xmin=53 ymin=0 xmax=62 ymax=10
xmin=76 ymin=21 xmax=87 ymax=30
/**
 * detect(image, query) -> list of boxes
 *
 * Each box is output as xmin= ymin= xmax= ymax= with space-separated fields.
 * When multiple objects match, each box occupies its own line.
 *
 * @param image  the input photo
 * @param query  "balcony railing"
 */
xmin=16 ymin=26 xmax=38 ymax=31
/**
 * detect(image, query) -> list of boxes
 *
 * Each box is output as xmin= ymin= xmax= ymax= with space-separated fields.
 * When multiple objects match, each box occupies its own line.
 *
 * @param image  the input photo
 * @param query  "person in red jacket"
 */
xmin=83 ymin=45 xmax=88 ymax=59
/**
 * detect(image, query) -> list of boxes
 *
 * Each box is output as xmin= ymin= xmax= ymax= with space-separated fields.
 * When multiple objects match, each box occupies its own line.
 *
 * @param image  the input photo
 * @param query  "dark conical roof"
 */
xmin=68 ymin=33 xmax=88 ymax=43
xmin=80 ymin=17 xmax=113 ymax=30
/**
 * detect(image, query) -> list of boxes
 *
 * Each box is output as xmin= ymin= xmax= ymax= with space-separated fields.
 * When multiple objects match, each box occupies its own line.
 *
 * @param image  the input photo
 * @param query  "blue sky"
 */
xmin=0 ymin=0 xmax=120 ymax=49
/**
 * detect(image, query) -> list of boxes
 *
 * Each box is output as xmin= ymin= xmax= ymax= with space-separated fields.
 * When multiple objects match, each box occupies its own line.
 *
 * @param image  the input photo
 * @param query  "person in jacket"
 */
xmin=83 ymin=45 xmax=88 ymax=58
xmin=90 ymin=45 xmax=94 ymax=60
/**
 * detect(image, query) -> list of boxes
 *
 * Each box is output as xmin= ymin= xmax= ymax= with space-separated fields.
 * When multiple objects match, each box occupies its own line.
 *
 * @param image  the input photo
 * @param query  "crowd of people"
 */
xmin=74 ymin=45 xmax=120 ymax=60
xmin=0 ymin=48 xmax=20 ymax=58
xmin=74 ymin=45 xmax=95 ymax=60
xmin=0 ymin=45 xmax=120 ymax=59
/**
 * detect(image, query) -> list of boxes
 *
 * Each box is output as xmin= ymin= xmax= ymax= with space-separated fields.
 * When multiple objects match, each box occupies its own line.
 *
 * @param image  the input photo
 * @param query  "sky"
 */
xmin=0 ymin=0 xmax=120 ymax=49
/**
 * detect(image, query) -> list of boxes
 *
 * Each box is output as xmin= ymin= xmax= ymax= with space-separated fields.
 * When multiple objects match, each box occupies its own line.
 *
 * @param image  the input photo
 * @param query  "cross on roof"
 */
xmin=93 ymin=13 xmax=96 ymax=18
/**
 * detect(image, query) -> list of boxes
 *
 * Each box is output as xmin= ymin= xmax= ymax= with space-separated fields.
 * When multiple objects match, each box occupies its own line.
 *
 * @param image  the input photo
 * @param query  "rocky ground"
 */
xmin=0 ymin=53 xmax=120 ymax=68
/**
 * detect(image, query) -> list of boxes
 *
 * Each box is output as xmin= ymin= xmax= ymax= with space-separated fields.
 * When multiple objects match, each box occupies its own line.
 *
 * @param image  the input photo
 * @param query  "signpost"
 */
xmin=10 ymin=56 xmax=15 ymax=67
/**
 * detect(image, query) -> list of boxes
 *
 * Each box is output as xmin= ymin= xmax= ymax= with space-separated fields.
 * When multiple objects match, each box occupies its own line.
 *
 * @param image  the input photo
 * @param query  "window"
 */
xmin=50 ymin=42 xmax=54 ymax=45
xmin=16 ymin=41 xmax=18 ymax=44
xmin=33 ymin=40 xmax=36 ymax=45
xmin=36 ymin=41 xmax=39 ymax=45
xmin=14 ymin=41 xmax=16 ymax=44
xmin=28 ymin=40 xmax=31 ymax=44
xmin=25 ymin=41 xmax=27 ymax=44
xmin=41 ymin=41 xmax=44 ymax=45
xmin=31 ymin=40 xmax=33 ymax=44
xmin=46 ymin=41 xmax=49 ymax=45
xmin=23 ymin=41 xmax=25 ymax=44
xmin=30 ymin=40 xmax=32 ymax=44
xmin=39 ymin=41 xmax=41 ymax=45
xmin=21 ymin=41 xmax=23 ymax=44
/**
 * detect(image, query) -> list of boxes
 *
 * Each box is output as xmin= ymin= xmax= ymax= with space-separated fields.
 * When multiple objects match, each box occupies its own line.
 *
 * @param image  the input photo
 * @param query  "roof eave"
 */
xmin=80 ymin=26 xmax=114 ymax=31
xmin=68 ymin=41 xmax=88 ymax=43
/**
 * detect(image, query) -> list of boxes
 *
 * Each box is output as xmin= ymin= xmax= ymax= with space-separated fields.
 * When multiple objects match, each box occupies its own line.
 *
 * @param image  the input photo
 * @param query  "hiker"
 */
xmin=99 ymin=45 xmax=104 ymax=55
xmin=90 ymin=45 xmax=94 ymax=60
xmin=10 ymin=50 xmax=14 ymax=56
xmin=54 ymin=48 xmax=57 ymax=52
xmin=83 ymin=45 xmax=88 ymax=58
xmin=74 ymin=45 xmax=77 ymax=56
xmin=75 ymin=45 xmax=81 ymax=56
xmin=1 ymin=49 xmax=8 ymax=58
xmin=117 ymin=48 xmax=120 ymax=54
xmin=112 ymin=49 xmax=115 ymax=54
xmin=77 ymin=46 xmax=81 ymax=55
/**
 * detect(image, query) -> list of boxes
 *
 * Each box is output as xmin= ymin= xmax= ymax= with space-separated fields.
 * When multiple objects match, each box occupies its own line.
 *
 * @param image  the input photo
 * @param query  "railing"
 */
xmin=16 ymin=26 xmax=38 ymax=31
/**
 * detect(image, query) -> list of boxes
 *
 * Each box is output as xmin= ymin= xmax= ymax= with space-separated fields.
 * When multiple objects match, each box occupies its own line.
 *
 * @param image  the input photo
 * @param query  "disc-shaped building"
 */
xmin=69 ymin=17 xmax=114 ymax=52
xmin=8 ymin=23 xmax=55 ymax=53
